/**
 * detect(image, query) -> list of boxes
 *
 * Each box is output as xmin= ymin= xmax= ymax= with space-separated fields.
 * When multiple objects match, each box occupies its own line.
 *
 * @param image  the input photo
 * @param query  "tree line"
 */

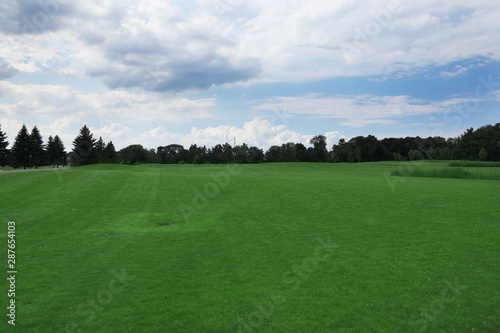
xmin=0 ymin=124 xmax=118 ymax=169
xmin=0 ymin=124 xmax=66 ymax=169
xmin=330 ymin=123 xmax=500 ymax=163
xmin=0 ymin=123 xmax=499 ymax=168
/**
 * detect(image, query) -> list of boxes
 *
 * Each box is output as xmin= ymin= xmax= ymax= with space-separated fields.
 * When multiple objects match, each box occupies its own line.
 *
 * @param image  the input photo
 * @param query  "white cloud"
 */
xmin=440 ymin=65 xmax=469 ymax=78
xmin=137 ymin=118 xmax=322 ymax=150
xmin=2 ymin=1 xmax=500 ymax=88
xmin=0 ymin=118 xmax=23 ymax=145
xmin=254 ymin=93 xmax=478 ymax=127
xmin=0 ymin=81 xmax=216 ymax=123
xmin=0 ymin=81 xmax=217 ymax=149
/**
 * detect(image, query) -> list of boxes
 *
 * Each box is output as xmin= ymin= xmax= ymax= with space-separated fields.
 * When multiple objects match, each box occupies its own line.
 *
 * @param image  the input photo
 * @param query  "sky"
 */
xmin=0 ymin=0 xmax=499 ymax=151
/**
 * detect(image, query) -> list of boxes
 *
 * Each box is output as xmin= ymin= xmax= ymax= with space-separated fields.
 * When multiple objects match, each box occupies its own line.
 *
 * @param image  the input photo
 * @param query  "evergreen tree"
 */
xmin=11 ymin=124 xmax=31 ymax=169
xmin=53 ymin=135 xmax=66 ymax=166
xmin=0 ymin=123 xmax=9 ymax=166
xmin=30 ymin=126 xmax=45 ymax=168
xmin=46 ymin=136 xmax=57 ymax=167
xmin=105 ymin=141 xmax=117 ymax=163
xmin=72 ymin=125 xmax=97 ymax=166
xmin=95 ymin=136 xmax=106 ymax=163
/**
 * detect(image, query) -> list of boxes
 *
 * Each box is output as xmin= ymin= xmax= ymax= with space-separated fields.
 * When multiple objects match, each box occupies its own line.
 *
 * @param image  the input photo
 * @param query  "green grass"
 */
xmin=392 ymin=166 xmax=500 ymax=180
xmin=448 ymin=161 xmax=500 ymax=167
xmin=1 ymin=162 xmax=499 ymax=332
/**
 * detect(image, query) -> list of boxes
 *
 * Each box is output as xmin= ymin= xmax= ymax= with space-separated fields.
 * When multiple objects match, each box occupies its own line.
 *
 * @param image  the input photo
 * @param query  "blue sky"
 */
xmin=0 ymin=0 xmax=499 ymax=150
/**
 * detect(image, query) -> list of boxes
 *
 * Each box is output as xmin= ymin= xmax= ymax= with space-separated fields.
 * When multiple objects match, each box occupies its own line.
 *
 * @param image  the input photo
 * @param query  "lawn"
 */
xmin=1 ymin=162 xmax=499 ymax=332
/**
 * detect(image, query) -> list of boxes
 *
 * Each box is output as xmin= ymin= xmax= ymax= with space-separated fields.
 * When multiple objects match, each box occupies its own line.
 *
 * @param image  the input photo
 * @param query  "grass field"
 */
xmin=1 ymin=162 xmax=499 ymax=332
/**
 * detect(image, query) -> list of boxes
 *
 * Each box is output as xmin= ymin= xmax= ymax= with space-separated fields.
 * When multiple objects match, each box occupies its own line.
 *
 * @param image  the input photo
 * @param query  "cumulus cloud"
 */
xmin=70 ymin=1 xmax=261 ymax=91
xmin=137 ymin=118 xmax=322 ymax=150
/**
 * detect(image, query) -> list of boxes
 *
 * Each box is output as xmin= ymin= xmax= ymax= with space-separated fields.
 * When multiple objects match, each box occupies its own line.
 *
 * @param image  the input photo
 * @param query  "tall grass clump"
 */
xmin=391 ymin=167 xmax=500 ymax=180
xmin=448 ymin=161 xmax=500 ymax=167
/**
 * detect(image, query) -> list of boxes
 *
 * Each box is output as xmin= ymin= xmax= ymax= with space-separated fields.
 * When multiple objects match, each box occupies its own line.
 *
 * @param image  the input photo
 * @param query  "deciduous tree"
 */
xmin=310 ymin=135 xmax=328 ymax=162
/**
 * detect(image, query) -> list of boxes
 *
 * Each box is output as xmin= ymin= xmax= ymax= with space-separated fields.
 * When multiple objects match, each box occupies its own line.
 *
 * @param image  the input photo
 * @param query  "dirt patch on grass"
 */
xmin=155 ymin=222 xmax=173 ymax=227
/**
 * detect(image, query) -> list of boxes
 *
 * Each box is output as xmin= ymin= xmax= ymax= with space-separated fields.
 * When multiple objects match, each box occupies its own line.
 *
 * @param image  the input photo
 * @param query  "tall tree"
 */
xmin=157 ymin=144 xmax=186 ymax=164
xmin=279 ymin=142 xmax=296 ymax=162
xmin=310 ymin=135 xmax=328 ymax=162
xmin=11 ymin=124 xmax=31 ymax=169
xmin=46 ymin=136 xmax=57 ymax=167
xmin=295 ymin=143 xmax=309 ymax=162
xmin=332 ymin=138 xmax=347 ymax=163
xmin=187 ymin=144 xmax=199 ymax=164
xmin=119 ymin=145 xmax=147 ymax=164
xmin=95 ymin=136 xmax=106 ymax=163
xmin=233 ymin=144 xmax=248 ymax=164
xmin=72 ymin=125 xmax=97 ymax=166
xmin=46 ymin=135 xmax=66 ymax=167
xmin=247 ymin=146 xmax=264 ymax=163
xmin=30 ymin=126 xmax=45 ymax=168
xmin=53 ymin=135 xmax=66 ymax=166
xmin=354 ymin=145 xmax=362 ymax=163
xmin=208 ymin=144 xmax=224 ymax=164
xmin=105 ymin=141 xmax=117 ymax=163
xmin=265 ymin=145 xmax=280 ymax=162
xmin=455 ymin=124 xmax=500 ymax=161
xmin=222 ymin=142 xmax=233 ymax=164
xmin=0 ymin=123 xmax=9 ymax=166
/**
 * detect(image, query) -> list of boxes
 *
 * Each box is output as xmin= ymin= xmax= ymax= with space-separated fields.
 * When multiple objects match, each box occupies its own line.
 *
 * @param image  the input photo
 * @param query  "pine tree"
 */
xmin=11 ymin=124 xmax=31 ymax=169
xmin=0 ymin=123 xmax=9 ymax=166
xmin=95 ymin=136 xmax=106 ymax=163
xmin=46 ymin=136 xmax=58 ymax=167
xmin=53 ymin=135 xmax=66 ymax=166
xmin=30 ymin=126 xmax=45 ymax=168
xmin=105 ymin=141 xmax=117 ymax=163
xmin=72 ymin=125 xmax=97 ymax=166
